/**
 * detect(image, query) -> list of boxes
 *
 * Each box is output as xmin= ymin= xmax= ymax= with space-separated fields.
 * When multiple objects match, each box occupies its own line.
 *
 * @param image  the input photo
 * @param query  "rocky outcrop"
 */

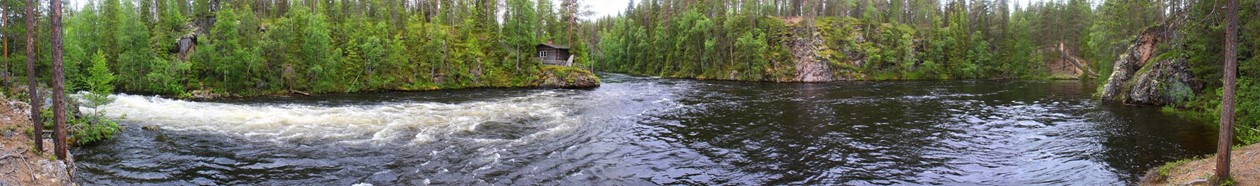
xmin=536 ymin=66 xmax=600 ymax=88
xmin=1099 ymin=21 xmax=1200 ymax=106
xmin=0 ymin=95 xmax=77 ymax=186
xmin=1124 ymin=58 xmax=1199 ymax=105
xmin=789 ymin=25 xmax=838 ymax=82
xmin=785 ymin=17 xmax=869 ymax=82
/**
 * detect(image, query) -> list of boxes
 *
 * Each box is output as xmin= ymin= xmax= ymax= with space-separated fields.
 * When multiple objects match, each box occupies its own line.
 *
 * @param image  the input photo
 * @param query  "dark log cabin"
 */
xmin=536 ymin=41 xmax=572 ymax=66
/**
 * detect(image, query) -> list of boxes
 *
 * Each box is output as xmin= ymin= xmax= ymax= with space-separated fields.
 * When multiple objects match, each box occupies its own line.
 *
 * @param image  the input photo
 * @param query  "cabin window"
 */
xmin=540 ymin=51 xmax=549 ymax=58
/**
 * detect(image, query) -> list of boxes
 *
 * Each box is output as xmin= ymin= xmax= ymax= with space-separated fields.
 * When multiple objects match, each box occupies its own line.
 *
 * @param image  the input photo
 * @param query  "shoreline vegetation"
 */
xmin=593 ymin=1 xmax=1088 ymax=82
xmin=0 ymin=0 xmax=1255 ymax=184
xmin=4 ymin=0 xmax=601 ymax=100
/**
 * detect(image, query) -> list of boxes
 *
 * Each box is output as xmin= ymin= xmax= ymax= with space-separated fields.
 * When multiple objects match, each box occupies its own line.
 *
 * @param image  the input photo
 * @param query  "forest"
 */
xmin=593 ymin=0 xmax=1260 ymax=144
xmin=0 ymin=0 xmax=1256 ymax=184
xmin=594 ymin=0 xmax=1152 ymax=80
xmin=0 ymin=0 xmax=1255 ymax=155
xmin=1 ymin=0 xmax=597 ymax=98
xmin=0 ymin=0 xmax=607 ymax=145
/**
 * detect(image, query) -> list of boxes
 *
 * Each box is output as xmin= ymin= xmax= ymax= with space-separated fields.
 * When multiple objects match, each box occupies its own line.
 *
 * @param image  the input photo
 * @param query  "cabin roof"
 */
xmin=536 ymin=43 xmax=569 ymax=50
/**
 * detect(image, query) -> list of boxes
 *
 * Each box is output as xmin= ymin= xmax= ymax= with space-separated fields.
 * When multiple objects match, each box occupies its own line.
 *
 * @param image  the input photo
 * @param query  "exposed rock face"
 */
xmin=1125 ymin=58 xmax=1199 ymax=105
xmin=1099 ymin=22 xmax=1200 ymax=106
xmin=790 ymin=26 xmax=837 ymax=82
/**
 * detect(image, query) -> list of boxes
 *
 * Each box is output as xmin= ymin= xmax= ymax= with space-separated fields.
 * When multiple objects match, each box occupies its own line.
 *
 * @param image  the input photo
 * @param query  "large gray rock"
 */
xmin=1125 ymin=58 xmax=1200 ymax=105
xmin=1099 ymin=22 xmax=1200 ymax=106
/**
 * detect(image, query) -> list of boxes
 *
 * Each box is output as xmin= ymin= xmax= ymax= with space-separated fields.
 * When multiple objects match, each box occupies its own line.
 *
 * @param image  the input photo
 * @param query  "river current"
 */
xmin=73 ymin=73 xmax=1216 ymax=185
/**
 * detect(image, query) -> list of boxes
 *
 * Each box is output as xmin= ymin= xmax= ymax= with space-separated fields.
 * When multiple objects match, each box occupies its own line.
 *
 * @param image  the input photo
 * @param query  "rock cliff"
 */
xmin=789 ymin=24 xmax=839 ymax=82
xmin=1099 ymin=21 xmax=1201 ymax=106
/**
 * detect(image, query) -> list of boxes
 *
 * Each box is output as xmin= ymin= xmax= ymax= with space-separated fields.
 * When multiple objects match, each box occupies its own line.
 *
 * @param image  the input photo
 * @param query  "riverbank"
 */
xmin=186 ymin=65 xmax=600 ymax=99
xmin=1140 ymin=143 xmax=1260 ymax=185
xmin=594 ymin=15 xmax=1088 ymax=82
xmin=0 ymin=94 xmax=76 ymax=186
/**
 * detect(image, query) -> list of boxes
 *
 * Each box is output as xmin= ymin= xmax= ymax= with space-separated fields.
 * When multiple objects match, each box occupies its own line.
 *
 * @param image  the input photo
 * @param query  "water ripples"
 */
xmin=73 ymin=76 xmax=1215 ymax=185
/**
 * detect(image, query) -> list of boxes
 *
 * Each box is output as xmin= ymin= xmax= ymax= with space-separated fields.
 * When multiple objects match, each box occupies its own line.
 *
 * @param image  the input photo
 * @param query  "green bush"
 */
xmin=1235 ymin=77 xmax=1260 ymax=144
xmin=73 ymin=49 xmax=122 ymax=145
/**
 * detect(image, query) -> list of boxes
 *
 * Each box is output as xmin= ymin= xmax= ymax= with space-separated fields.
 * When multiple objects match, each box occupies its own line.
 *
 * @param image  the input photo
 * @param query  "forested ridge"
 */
xmin=1 ymin=0 xmax=598 ymax=97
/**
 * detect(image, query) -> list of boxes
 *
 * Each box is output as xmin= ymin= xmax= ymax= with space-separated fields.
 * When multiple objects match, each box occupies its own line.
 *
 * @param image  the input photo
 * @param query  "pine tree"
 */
xmin=23 ymin=0 xmax=41 ymax=152
xmin=1215 ymin=0 xmax=1240 ymax=183
xmin=50 ymin=0 xmax=68 ymax=160
xmin=505 ymin=0 xmax=539 ymax=71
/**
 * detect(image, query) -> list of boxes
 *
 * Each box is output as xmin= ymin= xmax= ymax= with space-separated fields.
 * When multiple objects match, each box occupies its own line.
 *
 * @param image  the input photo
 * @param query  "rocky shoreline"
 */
xmin=0 ymin=93 xmax=77 ymax=186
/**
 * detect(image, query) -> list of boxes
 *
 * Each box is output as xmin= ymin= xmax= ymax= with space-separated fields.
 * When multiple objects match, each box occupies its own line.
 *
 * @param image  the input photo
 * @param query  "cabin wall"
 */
xmin=537 ymin=46 xmax=571 ymax=65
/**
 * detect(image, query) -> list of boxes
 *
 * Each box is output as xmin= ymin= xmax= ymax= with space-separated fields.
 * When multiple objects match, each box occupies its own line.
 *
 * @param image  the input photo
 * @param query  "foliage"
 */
xmin=77 ymin=50 xmax=120 ymax=145
xmin=0 ymin=0 xmax=1251 ymax=143
xmin=1173 ymin=0 xmax=1260 ymax=144
xmin=592 ymin=0 xmax=1069 ymax=81
xmin=69 ymin=112 xmax=120 ymax=146
xmin=84 ymin=51 xmax=114 ymax=99
xmin=37 ymin=102 xmax=119 ymax=146
xmin=586 ymin=0 xmax=1259 ymax=144
xmin=8 ymin=0 xmax=598 ymax=97
xmin=1 ymin=0 xmax=610 ymax=144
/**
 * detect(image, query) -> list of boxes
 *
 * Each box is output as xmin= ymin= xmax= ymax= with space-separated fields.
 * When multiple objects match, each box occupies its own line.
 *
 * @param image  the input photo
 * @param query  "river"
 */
xmin=73 ymin=73 xmax=1216 ymax=185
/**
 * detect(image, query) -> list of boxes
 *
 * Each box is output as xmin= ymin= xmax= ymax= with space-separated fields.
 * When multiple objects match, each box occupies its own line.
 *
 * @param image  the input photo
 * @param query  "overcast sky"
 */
xmin=586 ymin=0 xmax=1053 ymax=19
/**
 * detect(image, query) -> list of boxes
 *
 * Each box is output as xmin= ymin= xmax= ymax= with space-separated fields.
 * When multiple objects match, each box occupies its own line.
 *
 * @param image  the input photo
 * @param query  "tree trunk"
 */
xmin=155 ymin=0 xmax=161 ymax=22
xmin=2 ymin=7 xmax=8 ymax=84
xmin=25 ymin=0 xmax=41 ymax=152
xmin=1214 ymin=0 xmax=1239 ymax=184
xmin=51 ymin=0 xmax=68 ymax=160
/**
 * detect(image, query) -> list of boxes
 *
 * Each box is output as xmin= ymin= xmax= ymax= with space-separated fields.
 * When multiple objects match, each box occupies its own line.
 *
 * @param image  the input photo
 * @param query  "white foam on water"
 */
xmin=81 ymin=91 xmax=580 ymax=146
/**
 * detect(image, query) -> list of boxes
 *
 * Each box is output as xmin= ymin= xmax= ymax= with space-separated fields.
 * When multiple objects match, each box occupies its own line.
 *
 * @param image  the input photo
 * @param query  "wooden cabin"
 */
xmin=536 ymin=42 xmax=572 ymax=66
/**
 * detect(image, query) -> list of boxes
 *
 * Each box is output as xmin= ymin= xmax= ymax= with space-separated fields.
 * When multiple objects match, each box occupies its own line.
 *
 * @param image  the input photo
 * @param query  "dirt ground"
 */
xmin=1141 ymin=144 xmax=1260 ymax=186
xmin=0 ymin=94 xmax=75 ymax=186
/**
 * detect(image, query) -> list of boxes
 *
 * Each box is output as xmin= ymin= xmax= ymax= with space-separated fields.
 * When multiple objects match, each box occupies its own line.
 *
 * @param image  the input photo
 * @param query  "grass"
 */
xmin=1153 ymin=154 xmax=1242 ymax=186
xmin=1159 ymin=155 xmax=1206 ymax=177
xmin=539 ymin=65 xmax=600 ymax=84
xmin=1160 ymin=106 xmax=1216 ymax=124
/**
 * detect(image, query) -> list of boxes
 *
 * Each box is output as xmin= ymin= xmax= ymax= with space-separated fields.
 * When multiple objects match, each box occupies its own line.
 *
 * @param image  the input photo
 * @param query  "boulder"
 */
xmin=536 ymin=66 xmax=600 ymax=88
xmin=1125 ymin=58 xmax=1200 ymax=105
xmin=1099 ymin=21 xmax=1201 ymax=106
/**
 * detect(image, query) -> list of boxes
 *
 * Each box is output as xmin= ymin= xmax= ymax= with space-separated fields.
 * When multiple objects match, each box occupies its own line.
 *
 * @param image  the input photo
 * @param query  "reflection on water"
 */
xmin=74 ymin=73 xmax=1215 ymax=185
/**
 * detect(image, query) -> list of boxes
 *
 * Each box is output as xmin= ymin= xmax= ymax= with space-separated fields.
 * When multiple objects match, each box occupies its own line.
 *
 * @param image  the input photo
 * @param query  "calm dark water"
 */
xmin=73 ymin=73 xmax=1216 ymax=185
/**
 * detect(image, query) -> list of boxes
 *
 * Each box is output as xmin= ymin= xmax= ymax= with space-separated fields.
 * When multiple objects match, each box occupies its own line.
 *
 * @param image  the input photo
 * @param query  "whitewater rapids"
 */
xmin=82 ymin=91 xmax=582 ymax=146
